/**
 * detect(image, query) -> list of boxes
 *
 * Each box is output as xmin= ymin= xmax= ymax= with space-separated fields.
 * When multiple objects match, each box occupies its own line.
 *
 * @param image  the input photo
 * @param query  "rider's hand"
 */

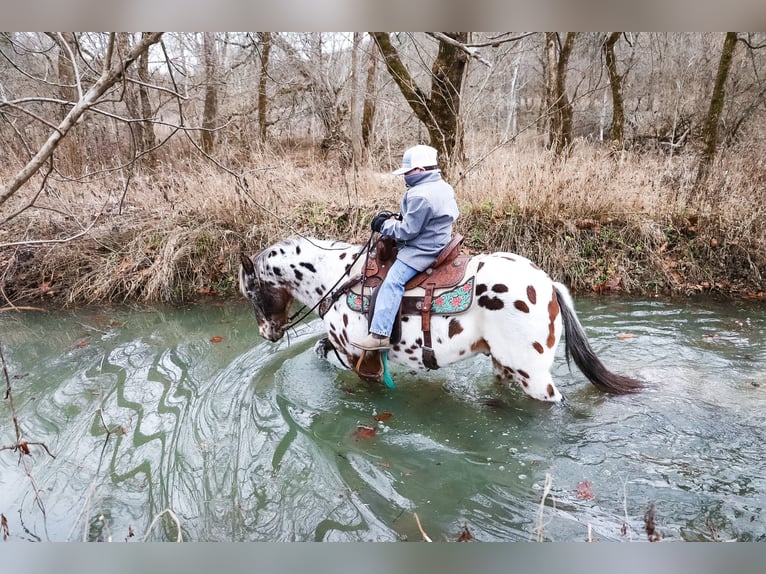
xmin=371 ymin=211 xmax=394 ymax=233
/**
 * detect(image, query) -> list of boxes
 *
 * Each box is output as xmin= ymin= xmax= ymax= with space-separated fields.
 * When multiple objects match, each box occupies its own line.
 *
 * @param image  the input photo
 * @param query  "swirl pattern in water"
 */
xmin=0 ymin=298 xmax=764 ymax=542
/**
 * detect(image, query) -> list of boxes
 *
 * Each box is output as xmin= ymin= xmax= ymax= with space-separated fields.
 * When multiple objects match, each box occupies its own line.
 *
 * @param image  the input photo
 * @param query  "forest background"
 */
xmin=0 ymin=32 xmax=764 ymax=309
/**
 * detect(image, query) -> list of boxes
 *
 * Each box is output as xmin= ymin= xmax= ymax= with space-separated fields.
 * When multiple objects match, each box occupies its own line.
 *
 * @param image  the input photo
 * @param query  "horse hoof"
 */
xmin=313 ymin=337 xmax=333 ymax=359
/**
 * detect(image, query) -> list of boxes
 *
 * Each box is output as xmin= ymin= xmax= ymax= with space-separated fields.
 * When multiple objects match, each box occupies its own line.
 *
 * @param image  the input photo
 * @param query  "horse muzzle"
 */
xmin=259 ymin=322 xmax=286 ymax=341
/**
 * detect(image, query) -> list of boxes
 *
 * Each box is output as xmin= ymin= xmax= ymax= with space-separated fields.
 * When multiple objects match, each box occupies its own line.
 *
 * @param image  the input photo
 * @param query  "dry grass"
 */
xmin=1 ymin=134 xmax=764 ymax=306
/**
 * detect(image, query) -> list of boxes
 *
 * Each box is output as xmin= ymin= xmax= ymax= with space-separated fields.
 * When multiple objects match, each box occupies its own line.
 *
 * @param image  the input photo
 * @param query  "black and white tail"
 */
xmin=554 ymin=284 xmax=642 ymax=394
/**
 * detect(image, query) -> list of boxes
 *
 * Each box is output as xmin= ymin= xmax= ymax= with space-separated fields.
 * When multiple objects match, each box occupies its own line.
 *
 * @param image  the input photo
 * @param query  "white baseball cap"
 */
xmin=392 ymin=144 xmax=438 ymax=175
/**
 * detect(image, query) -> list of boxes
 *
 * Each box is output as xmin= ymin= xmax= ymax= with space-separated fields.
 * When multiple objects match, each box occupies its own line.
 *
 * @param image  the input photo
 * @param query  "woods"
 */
xmin=0 ymin=32 xmax=765 ymax=306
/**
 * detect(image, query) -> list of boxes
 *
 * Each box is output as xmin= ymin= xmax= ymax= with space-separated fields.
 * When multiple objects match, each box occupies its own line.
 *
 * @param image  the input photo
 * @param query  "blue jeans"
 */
xmin=369 ymin=258 xmax=418 ymax=337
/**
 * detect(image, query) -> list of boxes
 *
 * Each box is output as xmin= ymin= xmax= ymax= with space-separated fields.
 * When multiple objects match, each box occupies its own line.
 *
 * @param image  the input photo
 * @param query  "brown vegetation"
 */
xmin=1 ymin=134 xmax=764 ymax=307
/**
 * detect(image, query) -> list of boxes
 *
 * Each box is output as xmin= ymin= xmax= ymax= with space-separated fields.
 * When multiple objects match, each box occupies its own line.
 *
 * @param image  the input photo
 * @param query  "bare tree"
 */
xmin=371 ymin=32 xmax=470 ymax=168
xmin=603 ymin=32 xmax=625 ymax=148
xmin=137 ymin=32 xmax=157 ymax=153
xmin=361 ymin=40 xmax=378 ymax=152
xmin=545 ymin=32 xmax=576 ymax=155
xmin=350 ymin=32 xmax=363 ymax=166
xmin=696 ymin=32 xmax=739 ymax=185
xmin=200 ymin=32 xmax=219 ymax=154
xmin=257 ymin=32 xmax=272 ymax=143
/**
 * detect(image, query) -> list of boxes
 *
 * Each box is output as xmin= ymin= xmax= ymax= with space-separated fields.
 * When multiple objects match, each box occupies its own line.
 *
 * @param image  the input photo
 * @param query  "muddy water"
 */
xmin=0 ymin=297 xmax=764 ymax=542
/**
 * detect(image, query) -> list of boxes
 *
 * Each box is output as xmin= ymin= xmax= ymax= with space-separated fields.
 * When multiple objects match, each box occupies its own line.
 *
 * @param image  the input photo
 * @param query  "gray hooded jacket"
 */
xmin=378 ymin=170 xmax=459 ymax=271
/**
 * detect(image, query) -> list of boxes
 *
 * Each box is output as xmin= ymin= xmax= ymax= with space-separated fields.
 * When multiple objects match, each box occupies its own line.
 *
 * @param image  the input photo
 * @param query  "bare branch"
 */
xmin=425 ymin=32 xmax=492 ymax=67
xmin=56 ymin=33 xmax=83 ymax=100
xmin=0 ymin=157 xmax=54 ymax=227
xmin=0 ymin=187 xmax=111 ymax=248
xmin=0 ymin=32 xmax=164 ymax=210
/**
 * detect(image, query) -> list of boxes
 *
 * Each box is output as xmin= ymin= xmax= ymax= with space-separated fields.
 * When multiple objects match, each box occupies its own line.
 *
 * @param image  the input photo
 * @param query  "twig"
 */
xmin=0 ymin=306 xmax=49 ymax=313
xmin=535 ymin=473 xmax=553 ymax=542
xmin=1 ymin=342 xmax=56 ymax=539
xmin=413 ymin=512 xmax=432 ymax=542
xmin=425 ymin=33 xmax=492 ymax=67
xmin=142 ymin=508 xmax=183 ymax=542
xmin=620 ymin=475 xmax=632 ymax=540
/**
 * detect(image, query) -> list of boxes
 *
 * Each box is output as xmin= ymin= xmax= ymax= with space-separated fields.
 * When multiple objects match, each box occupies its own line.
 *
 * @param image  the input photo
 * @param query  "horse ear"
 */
xmin=240 ymin=253 xmax=255 ymax=276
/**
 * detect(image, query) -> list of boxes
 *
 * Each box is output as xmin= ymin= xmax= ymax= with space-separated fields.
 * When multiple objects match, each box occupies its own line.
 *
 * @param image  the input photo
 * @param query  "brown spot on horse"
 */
xmin=514 ymin=300 xmax=530 ymax=313
xmin=527 ymin=285 xmax=537 ymax=305
xmin=448 ymin=318 xmax=464 ymax=338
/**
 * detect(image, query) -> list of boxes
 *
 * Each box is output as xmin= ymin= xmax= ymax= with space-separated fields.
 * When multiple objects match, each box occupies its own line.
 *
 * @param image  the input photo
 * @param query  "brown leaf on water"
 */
xmin=353 ymin=425 xmax=377 ymax=439
xmin=456 ymin=524 xmax=473 ymax=542
xmin=644 ymin=502 xmax=661 ymax=542
xmin=576 ymin=481 xmax=595 ymax=500
xmin=617 ymin=333 xmax=636 ymax=340
xmin=2 ymin=513 xmax=9 ymax=541
xmin=373 ymin=412 xmax=393 ymax=421
xmin=210 ymin=336 xmax=224 ymax=343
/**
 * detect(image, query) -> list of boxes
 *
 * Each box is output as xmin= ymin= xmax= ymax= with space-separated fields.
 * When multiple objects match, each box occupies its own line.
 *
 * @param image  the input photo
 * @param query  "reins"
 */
xmin=280 ymin=231 xmax=376 ymax=331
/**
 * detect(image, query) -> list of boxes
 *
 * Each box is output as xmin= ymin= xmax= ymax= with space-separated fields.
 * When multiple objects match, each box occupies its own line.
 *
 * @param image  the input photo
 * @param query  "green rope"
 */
xmin=381 ymin=351 xmax=396 ymax=389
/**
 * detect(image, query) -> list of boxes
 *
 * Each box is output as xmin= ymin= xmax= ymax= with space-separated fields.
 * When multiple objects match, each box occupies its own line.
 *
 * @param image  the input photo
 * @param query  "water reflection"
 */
xmin=0 ymin=298 xmax=764 ymax=542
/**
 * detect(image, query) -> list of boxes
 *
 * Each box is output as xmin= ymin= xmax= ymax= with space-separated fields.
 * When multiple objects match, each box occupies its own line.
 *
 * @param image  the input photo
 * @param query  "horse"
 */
xmin=238 ymin=235 xmax=642 ymax=403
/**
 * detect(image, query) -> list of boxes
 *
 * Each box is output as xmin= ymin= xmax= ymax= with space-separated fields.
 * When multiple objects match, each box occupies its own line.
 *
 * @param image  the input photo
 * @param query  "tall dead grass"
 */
xmin=1 ymin=133 xmax=764 ymax=305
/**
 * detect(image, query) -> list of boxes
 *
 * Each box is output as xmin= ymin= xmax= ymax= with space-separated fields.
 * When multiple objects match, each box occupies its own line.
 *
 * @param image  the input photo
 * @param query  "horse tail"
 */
xmin=554 ymin=283 xmax=642 ymax=394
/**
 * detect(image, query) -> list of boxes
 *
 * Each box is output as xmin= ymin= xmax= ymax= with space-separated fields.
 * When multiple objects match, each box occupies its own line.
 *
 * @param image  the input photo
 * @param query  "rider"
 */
xmin=352 ymin=144 xmax=459 ymax=351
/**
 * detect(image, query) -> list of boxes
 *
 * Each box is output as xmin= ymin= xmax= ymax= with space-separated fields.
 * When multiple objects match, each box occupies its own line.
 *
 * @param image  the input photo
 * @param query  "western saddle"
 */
xmin=354 ymin=233 xmax=470 ymax=375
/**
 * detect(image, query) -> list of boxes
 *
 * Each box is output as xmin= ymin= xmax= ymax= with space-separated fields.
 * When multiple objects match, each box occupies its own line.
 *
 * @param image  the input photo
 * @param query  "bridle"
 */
xmin=272 ymin=231 xmax=376 ymax=333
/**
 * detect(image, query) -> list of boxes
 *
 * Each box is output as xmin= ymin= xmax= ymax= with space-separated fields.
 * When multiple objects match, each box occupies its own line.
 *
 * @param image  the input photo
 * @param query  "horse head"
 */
xmin=239 ymin=252 xmax=294 ymax=341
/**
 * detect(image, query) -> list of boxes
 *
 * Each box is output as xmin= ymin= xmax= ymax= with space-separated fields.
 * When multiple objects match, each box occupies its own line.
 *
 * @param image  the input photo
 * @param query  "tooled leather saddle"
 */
xmin=348 ymin=233 xmax=473 ymax=375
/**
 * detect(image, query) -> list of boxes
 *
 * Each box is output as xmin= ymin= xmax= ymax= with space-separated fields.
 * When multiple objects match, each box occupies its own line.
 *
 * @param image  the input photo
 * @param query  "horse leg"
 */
xmin=491 ymin=356 xmax=563 ymax=402
xmin=313 ymin=337 xmax=335 ymax=360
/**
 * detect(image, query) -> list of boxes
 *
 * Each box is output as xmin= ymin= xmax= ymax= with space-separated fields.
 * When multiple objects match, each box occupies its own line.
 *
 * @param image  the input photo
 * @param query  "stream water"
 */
xmin=0 ymin=296 xmax=764 ymax=542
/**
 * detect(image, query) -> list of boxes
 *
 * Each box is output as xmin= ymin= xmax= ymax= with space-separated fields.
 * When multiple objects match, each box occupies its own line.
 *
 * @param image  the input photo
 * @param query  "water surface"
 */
xmin=0 ymin=297 xmax=764 ymax=542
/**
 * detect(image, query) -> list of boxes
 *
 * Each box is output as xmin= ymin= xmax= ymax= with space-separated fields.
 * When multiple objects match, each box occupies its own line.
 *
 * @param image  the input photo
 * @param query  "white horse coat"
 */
xmin=239 ymin=236 xmax=641 ymax=402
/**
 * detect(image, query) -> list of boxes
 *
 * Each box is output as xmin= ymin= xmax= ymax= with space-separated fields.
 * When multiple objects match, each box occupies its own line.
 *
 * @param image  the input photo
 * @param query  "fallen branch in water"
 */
xmin=0 ymin=342 xmax=56 ymax=540
xmin=0 ymin=306 xmax=49 ymax=313
xmin=535 ymin=473 xmax=553 ymax=542
xmin=413 ymin=512 xmax=432 ymax=542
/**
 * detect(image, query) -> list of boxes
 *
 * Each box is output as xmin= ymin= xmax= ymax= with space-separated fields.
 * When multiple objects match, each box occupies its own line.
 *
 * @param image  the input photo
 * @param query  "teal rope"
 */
xmin=381 ymin=351 xmax=396 ymax=389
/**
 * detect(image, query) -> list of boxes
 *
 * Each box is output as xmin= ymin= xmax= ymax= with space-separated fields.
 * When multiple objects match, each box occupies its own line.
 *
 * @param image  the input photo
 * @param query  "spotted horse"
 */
xmin=239 ymin=235 xmax=642 ymax=402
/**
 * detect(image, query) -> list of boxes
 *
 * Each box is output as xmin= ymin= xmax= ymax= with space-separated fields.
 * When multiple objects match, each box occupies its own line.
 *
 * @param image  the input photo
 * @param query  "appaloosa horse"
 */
xmin=239 ymin=235 xmax=642 ymax=402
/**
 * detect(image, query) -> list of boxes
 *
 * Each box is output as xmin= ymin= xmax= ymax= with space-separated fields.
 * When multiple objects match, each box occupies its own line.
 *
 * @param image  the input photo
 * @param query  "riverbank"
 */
xmin=1 ymin=141 xmax=764 ymax=308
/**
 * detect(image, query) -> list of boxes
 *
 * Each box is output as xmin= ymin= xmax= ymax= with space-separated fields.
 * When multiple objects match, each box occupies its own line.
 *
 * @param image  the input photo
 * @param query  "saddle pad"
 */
xmin=346 ymin=277 xmax=475 ymax=315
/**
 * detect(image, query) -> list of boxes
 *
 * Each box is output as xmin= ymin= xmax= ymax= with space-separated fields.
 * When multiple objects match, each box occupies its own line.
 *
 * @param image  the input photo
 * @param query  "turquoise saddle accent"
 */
xmin=346 ymin=277 xmax=475 ymax=315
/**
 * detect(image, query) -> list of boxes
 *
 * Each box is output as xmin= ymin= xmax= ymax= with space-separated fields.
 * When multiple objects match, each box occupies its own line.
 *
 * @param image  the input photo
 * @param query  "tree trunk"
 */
xmin=429 ymin=32 xmax=469 ymax=164
xmin=696 ymin=32 xmax=738 ymax=186
xmin=371 ymin=32 xmax=469 ymax=170
xmin=118 ymin=34 xmax=145 ymax=155
xmin=201 ymin=32 xmax=218 ymax=154
xmin=361 ymin=41 xmax=378 ymax=152
xmin=138 ymin=32 xmax=157 ymax=153
xmin=545 ymin=33 xmax=558 ymax=146
xmin=545 ymin=32 xmax=576 ymax=155
xmin=350 ymin=33 xmax=363 ymax=166
xmin=56 ymin=33 xmax=79 ymax=119
xmin=603 ymin=32 xmax=625 ymax=148
xmin=257 ymin=32 xmax=271 ymax=143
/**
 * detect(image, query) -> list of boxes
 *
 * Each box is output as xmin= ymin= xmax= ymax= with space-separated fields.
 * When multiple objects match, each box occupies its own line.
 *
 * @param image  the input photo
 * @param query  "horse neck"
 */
xmin=261 ymin=237 xmax=360 ymax=307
